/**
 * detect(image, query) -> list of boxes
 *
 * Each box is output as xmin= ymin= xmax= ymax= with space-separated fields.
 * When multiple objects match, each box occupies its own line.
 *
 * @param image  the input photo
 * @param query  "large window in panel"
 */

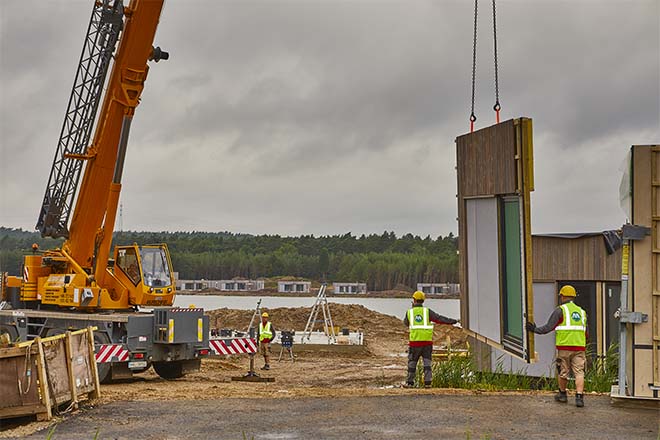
xmin=501 ymin=196 xmax=525 ymax=355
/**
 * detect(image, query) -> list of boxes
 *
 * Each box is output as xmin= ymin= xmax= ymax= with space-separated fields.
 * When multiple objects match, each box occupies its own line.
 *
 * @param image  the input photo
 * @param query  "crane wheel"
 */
xmin=0 ymin=325 xmax=18 ymax=346
xmin=153 ymin=360 xmax=185 ymax=380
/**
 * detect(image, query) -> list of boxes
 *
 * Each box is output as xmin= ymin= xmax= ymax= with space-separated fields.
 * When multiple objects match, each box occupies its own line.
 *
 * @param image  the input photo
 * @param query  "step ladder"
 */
xmin=301 ymin=283 xmax=336 ymax=344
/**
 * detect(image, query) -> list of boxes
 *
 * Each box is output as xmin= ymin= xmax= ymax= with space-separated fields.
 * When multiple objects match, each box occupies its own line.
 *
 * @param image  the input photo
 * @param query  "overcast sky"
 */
xmin=1 ymin=0 xmax=658 ymax=238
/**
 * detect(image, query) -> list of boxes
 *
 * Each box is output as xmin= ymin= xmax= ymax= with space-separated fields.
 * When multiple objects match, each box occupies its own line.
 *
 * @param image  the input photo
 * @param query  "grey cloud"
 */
xmin=1 ymin=0 xmax=658 ymax=237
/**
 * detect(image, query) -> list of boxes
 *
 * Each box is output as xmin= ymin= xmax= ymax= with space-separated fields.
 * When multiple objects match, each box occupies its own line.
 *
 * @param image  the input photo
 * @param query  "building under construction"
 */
xmin=456 ymin=118 xmax=659 ymax=402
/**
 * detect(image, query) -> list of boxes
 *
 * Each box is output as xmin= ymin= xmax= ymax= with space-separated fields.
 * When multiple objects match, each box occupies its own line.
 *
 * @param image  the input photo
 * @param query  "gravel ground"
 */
xmin=9 ymin=393 xmax=659 ymax=440
xmin=1 ymin=306 xmax=657 ymax=439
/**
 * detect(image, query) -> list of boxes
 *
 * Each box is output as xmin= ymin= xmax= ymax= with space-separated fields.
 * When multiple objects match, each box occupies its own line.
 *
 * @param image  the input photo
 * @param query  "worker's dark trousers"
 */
xmin=407 ymin=345 xmax=433 ymax=386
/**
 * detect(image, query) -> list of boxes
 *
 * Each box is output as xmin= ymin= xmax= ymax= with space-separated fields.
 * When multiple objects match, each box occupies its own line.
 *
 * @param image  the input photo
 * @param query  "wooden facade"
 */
xmin=532 ymin=234 xmax=621 ymax=282
xmin=456 ymin=121 xmax=518 ymax=197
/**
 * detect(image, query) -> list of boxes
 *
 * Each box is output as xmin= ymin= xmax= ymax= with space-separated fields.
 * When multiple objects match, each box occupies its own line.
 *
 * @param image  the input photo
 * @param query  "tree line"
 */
xmin=0 ymin=228 xmax=458 ymax=291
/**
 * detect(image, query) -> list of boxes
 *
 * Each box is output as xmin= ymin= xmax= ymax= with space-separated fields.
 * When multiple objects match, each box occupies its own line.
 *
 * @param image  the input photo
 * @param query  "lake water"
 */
xmin=174 ymin=294 xmax=460 ymax=319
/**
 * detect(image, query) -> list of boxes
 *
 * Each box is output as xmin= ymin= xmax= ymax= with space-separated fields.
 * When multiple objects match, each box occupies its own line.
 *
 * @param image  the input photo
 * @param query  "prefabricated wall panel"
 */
xmin=630 ymin=145 xmax=660 ymax=397
xmin=456 ymin=118 xmax=535 ymax=362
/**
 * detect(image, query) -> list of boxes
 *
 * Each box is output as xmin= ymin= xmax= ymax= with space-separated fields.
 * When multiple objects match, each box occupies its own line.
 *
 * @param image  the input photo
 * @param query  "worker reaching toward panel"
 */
xmin=403 ymin=291 xmax=461 ymax=388
xmin=526 ymin=285 xmax=589 ymax=407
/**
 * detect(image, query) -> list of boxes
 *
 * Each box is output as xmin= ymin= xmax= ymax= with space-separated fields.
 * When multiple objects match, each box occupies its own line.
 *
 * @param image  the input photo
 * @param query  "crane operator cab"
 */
xmin=114 ymin=244 xmax=175 ymax=307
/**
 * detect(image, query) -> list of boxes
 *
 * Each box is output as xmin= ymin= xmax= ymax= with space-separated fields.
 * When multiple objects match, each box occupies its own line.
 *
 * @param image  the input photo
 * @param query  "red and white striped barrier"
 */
xmin=171 ymin=307 xmax=204 ymax=313
xmin=209 ymin=338 xmax=257 ymax=355
xmin=96 ymin=344 xmax=129 ymax=363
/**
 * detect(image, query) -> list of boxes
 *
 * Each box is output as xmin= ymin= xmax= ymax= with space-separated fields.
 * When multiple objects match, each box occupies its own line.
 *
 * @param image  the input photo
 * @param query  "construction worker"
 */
xmin=403 ymin=290 xmax=459 ymax=387
xmin=258 ymin=312 xmax=276 ymax=370
xmin=526 ymin=285 xmax=588 ymax=407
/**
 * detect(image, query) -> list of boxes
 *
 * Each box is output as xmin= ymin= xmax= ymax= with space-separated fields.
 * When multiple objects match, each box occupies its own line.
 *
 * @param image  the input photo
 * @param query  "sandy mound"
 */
xmin=206 ymin=303 xmax=466 ymax=356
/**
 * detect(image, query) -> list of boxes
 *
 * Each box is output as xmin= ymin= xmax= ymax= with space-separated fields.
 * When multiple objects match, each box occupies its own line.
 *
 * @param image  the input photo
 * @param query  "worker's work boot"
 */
xmin=261 ymin=364 xmax=270 ymax=370
xmin=575 ymin=393 xmax=584 ymax=407
xmin=554 ymin=390 xmax=568 ymax=403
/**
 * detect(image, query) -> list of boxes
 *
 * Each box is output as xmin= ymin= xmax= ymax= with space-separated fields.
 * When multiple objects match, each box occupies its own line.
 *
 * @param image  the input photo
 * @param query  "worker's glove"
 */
xmin=525 ymin=322 xmax=536 ymax=332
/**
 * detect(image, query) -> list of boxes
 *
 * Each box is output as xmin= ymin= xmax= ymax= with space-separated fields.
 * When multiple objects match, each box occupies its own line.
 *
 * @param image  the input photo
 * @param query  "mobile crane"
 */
xmin=0 ymin=0 xmax=209 ymax=381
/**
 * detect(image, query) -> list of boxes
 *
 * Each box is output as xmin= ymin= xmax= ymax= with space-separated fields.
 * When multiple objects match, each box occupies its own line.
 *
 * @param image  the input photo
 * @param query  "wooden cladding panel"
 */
xmin=532 ymin=235 xmax=621 ymax=282
xmin=456 ymin=119 xmax=517 ymax=197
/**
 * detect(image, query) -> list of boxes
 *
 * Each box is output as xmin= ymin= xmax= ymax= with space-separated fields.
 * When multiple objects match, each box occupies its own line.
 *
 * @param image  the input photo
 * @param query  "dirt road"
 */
xmin=13 ymin=393 xmax=660 ymax=440
xmin=1 ymin=305 xmax=657 ymax=439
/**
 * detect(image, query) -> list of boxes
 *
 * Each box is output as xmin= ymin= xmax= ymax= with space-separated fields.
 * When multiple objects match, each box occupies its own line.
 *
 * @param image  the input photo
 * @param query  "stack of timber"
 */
xmin=0 ymin=327 xmax=100 ymax=421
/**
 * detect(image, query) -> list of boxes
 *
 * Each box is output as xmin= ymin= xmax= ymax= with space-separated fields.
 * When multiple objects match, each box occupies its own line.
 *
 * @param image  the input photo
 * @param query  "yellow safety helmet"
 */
xmin=412 ymin=291 xmax=425 ymax=301
xmin=261 ymin=312 xmax=269 ymax=318
xmin=559 ymin=285 xmax=577 ymax=297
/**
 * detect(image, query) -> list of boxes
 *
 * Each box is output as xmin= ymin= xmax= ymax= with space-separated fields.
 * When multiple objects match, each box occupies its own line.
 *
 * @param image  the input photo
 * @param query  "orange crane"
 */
xmin=1 ymin=0 xmax=209 ymax=381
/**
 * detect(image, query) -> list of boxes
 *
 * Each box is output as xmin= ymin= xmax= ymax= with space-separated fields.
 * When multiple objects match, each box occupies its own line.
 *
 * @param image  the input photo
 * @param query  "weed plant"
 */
xmin=416 ymin=343 xmax=618 ymax=393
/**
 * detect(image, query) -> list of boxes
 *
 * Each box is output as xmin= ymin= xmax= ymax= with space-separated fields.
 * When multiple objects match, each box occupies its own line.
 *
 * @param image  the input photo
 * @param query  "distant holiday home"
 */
xmin=416 ymin=283 xmax=459 ymax=296
xmin=333 ymin=282 xmax=367 ymax=294
xmin=177 ymin=279 xmax=264 ymax=292
xmin=277 ymin=281 xmax=311 ymax=293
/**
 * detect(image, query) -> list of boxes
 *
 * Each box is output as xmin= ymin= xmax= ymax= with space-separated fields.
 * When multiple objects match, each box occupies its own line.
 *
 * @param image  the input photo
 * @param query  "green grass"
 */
xmin=43 ymin=425 xmax=99 ymax=439
xmin=464 ymin=429 xmax=492 ymax=440
xmin=583 ymin=343 xmax=619 ymax=392
xmin=416 ymin=344 xmax=619 ymax=393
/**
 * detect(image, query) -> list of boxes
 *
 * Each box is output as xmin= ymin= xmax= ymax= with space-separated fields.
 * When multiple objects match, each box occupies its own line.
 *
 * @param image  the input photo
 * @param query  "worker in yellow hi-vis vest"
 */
xmin=403 ymin=291 xmax=460 ymax=388
xmin=526 ymin=285 xmax=589 ymax=407
xmin=258 ymin=312 xmax=276 ymax=370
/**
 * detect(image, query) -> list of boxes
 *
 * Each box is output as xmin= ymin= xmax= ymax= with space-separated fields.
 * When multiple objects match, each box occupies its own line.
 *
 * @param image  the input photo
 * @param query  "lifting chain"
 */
xmin=469 ymin=0 xmax=502 ymax=132
xmin=492 ymin=0 xmax=501 ymax=123
xmin=470 ymin=0 xmax=478 ymax=133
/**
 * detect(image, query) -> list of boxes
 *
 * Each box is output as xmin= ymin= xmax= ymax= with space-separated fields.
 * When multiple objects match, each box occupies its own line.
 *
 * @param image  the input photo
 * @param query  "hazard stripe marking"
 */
xmin=95 ymin=344 xmax=129 ymax=363
xmin=209 ymin=338 xmax=257 ymax=355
